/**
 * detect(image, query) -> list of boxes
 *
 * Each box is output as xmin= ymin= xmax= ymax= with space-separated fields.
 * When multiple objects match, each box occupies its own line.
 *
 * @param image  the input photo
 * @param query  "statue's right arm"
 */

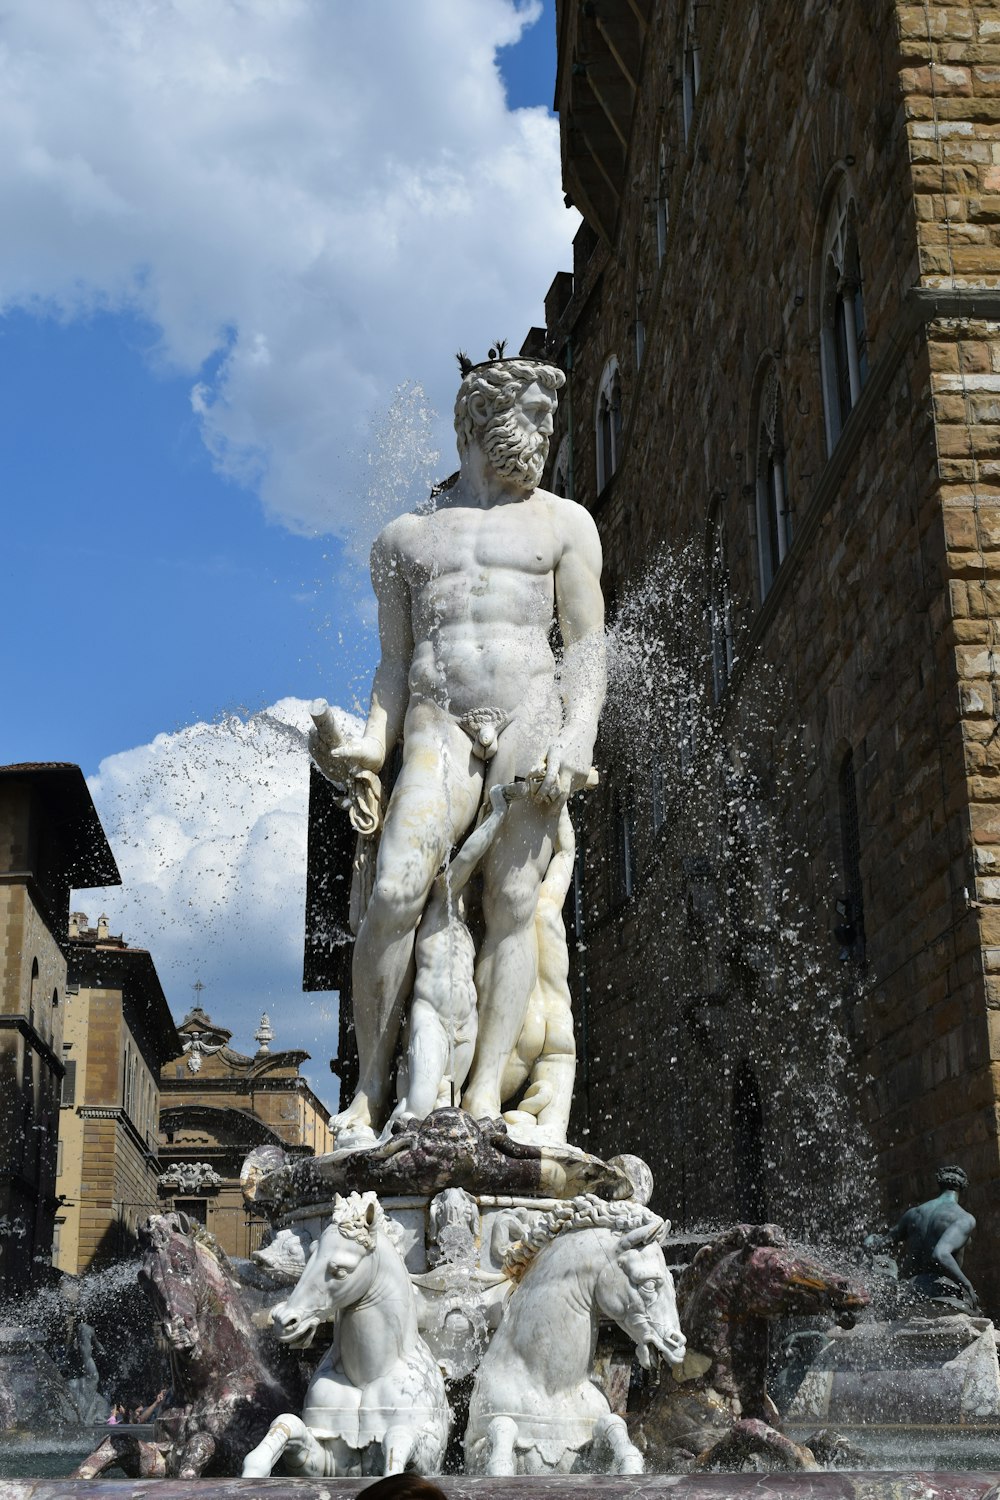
xmin=364 ymin=527 xmax=414 ymax=765
xmin=933 ymin=1218 xmax=978 ymax=1303
xmin=310 ymin=528 xmax=412 ymax=780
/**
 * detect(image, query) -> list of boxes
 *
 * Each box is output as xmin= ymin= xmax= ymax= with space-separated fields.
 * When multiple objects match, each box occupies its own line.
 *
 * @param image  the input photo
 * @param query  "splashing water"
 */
xmin=592 ymin=545 xmax=876 ymax=1248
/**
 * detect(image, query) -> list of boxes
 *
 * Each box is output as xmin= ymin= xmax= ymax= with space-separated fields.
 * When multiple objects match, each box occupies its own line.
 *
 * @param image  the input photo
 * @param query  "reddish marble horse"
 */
xmin=635 ymin=1223 xmax=868 ymax=1472
xmin=73 ymin=1213 xmax=288 ymax=1479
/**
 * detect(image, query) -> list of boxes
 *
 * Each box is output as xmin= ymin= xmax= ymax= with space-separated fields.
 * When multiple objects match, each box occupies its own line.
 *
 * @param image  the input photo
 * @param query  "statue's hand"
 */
xmin=308 ymin=729 xmax=384 ymax=785
xmin=533 ymin=742 xmax=590 ymax=807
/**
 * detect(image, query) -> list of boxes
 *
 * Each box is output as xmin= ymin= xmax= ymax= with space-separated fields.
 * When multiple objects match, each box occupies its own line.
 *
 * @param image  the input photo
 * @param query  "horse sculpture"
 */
xmin=241 ymin=1191 xmax=450 ymax=1477
xmin=465 ymin=1193 xmax=686 ymax=1475
xmin=635 ymin=1223 xmax=869 ymax=1472
xmin=73 ymin=1213 xmax=288 ymax=1480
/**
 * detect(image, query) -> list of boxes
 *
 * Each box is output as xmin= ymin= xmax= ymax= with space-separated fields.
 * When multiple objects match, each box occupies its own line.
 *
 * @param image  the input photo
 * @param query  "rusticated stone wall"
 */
xmin=543 ymin=0 xmax=1000 ymax=1298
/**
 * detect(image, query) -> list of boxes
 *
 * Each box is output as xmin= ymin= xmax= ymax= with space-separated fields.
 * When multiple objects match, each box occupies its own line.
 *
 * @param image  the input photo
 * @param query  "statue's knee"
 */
xmin=368 ymin=871 xmax=432 ymax=932
xmin=485 ymin=873 xmax=541 ymax=933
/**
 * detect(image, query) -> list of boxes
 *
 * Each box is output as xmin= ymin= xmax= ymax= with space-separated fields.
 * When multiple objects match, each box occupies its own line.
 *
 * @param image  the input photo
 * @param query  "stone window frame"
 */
xmin=634 ymin=291 xmax=646 ymax=370
xmin=655 ymin=136 xmax=670 ymax=265
xmin=837 ymin=746 xmax=866 ymax=965
xmin=750 ymin=357 xmax=793 ymax=601
xmin=553 ymin=433 xmax=571 ymax=498
xmin=595 ymin=356 xmax=623 ymax=494
xmin=818 ymin=173 xmax=869 ymax=455
xmin=612 ymin=788 xmax=636 ymax=906
xmin=707 ymin=495 xmax=735 ymax=703
xmin=681 ymin=0 xmax=702 ymax=144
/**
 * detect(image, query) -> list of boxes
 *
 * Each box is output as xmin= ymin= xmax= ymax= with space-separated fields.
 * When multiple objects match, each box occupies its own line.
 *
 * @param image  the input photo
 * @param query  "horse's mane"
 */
xmin=678 ymin=1223 xmax=787 ymax=1302
xmin=167 ymin=1212 xmax=240 ymax=1285
xmin=503 ymin=1193 xmax=663 ymax=1283
xmin=330 ymin=1190 xmax=404 ymax=1252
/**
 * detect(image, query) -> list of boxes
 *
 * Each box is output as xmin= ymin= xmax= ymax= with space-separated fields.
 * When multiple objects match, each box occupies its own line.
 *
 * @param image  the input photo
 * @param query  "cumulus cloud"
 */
xmin=75 ymin=697 xmax=341 ymax=1104
xmin=0 ymin=0 xmax=576 ymax=534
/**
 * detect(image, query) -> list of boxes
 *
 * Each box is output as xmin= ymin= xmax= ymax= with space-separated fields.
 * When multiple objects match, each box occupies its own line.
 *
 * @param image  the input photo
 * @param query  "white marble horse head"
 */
xmin=269 ymin=1192 xmax=399 ymax=1349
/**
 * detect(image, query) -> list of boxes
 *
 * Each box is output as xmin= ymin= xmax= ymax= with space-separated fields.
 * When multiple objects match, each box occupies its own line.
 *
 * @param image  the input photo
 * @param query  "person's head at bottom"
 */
xmin=361 ymin=1477 xmax=445 ymax=1500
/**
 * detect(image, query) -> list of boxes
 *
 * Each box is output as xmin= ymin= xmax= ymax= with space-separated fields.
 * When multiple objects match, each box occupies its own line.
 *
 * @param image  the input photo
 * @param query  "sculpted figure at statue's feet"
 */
xmin=311 ymin=352 xmax=606 ymax=1146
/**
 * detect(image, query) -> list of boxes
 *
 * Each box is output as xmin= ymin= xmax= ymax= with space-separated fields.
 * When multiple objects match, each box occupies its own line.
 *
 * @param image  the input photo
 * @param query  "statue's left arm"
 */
xmin=537 ymin=501 xmax=607 ymax=805
xmin=933 ymin=1215 xmax=978 ymax=1304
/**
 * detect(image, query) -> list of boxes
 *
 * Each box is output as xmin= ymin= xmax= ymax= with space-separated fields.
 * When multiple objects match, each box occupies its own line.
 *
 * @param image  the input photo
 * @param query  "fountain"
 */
xmin=9 ymin=347 xmax=1000 ymax=1496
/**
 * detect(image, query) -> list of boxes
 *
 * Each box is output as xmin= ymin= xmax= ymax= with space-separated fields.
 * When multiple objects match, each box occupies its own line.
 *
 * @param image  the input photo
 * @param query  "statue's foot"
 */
xmin=459 ymin=1089 xmax=501 ymax=1122
xmin=501 ymin=1109 xmax=565 ymax=1146
xmin=330 ymin=1110 xmax=379 ymax=1151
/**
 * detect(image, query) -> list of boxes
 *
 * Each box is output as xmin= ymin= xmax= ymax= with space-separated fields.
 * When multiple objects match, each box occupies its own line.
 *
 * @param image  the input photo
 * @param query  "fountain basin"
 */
xmin=3 ymin=1473 xmax=1000 ymax=1499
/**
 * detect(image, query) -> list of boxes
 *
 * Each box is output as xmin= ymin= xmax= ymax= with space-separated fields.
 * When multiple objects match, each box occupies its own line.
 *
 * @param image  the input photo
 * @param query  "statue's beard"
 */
xmin=481 ymin=408 xmax=549 ymax=491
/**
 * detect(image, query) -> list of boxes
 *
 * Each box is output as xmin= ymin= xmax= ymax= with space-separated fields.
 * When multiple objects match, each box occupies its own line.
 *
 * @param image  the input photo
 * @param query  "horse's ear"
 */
xmin=364 ymin=1201 xmax=377 ymax=1226
xmin=619 ymin=1215 xmax=664 ymax=1252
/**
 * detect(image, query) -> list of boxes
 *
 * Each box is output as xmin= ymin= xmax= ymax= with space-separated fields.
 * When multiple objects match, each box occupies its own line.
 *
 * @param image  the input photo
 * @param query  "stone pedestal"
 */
xmin=787 ymin=1313 xmax=1000 ymax=1425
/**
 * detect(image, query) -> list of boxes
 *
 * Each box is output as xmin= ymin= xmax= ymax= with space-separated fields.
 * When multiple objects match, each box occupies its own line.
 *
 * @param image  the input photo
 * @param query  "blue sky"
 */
xmin=1 ymin=0 xmax=559 ymax=772
xmin=0 ymin=0 xmax=570 ymax=1099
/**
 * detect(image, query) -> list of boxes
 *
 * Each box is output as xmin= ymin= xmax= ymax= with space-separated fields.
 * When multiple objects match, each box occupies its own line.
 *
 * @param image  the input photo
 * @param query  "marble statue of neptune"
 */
xmin=312 ymin=353 xmax=606 ymax=1146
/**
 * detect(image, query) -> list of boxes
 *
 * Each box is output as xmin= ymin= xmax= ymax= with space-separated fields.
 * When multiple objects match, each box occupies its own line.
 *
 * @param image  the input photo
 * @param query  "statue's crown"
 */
xmin=456 ymin=339 xmax=508 ymax=377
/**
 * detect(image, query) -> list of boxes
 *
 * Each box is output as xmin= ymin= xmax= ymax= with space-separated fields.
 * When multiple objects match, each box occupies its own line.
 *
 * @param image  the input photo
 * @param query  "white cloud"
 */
xmin=0 ymin=0 xmax=576 ymax=535
xmin=76 ymin=697 xmax=341 ymax=1105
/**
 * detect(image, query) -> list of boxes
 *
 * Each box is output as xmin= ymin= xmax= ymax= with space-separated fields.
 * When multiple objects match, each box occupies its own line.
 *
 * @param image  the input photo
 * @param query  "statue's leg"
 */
xmin=463 ymin=797 xmax=555 ymax=1121
xmin=381 ymin=1424 xmax=419 ymax=1474
xmin=137 ymin=1441 xmax=168 ymax=1478
xmin=71 ymin=1435 xmax=134 ymax=1479
xmin=593 ymin=1413 xmax=645 ymax=1474
xmin=522 ymin=999 xmax=576 ymax=1143
xmin=483 ymin=1415 xmax=519 ymax=1475
xmin=242 ymin=1415 xmax=312 ymax=1477
xmin=176 ymin=1431 xmax=215 ymax=1479
xmin=696 ymin=1418 xmax=818 ymax=1472
xmin=394 ymin=998 xmax=453 ymax=1122
xmin=337 ymin=716 xmax=481 ymax=1133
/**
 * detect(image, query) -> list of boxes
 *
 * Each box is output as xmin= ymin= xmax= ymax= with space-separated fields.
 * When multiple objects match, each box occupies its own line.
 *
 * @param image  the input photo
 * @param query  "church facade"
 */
xmin=158 ymin=1006 xmax=334 ymax=1259
xmin=526 ymin=0 xmax=1000 ymax=1296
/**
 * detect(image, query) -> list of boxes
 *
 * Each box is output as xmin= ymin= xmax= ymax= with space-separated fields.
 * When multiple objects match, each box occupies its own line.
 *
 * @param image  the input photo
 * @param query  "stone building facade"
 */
xmin=54 ymin=914 xmax=179 ymax=1276
xmin=158 ymin=1006 xmax=333 ymax=1258
xmin=0 ymin=764 xmax=119 ymax=1293
xmin=527 ymin=0 xmax=1000 ymax=1298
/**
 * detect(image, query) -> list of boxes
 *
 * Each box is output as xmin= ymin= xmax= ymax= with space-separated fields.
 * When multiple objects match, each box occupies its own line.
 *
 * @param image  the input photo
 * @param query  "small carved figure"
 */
xmin=251 ymin=1225 xmax=315 ymax=1286
xmin=635 ymin=1224 xmax=868 ymax=1473
xmin=388 ymin=784 xmax=517 ymax=1131
xmin=500 ymin=803 xmax=577 ymax=1144
xmin=864 ymin=1164 xmax=979 ymax=1310
xmin=465 ymin=1194 xmax=685 ymax=1475
xmin=241 ymin=1192 xmax=449 ymax=1478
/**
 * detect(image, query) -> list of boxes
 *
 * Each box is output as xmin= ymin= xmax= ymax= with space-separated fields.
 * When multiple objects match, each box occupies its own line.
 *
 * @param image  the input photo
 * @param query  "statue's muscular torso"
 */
xmin=378 ymin=491 xmax=583 ymax=720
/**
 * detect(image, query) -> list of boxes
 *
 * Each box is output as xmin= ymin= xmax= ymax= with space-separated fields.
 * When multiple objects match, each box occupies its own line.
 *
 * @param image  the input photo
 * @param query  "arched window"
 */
xmin=655 ymin=138 xmax=670 ymax=264
xmin=820 ymin=176 xmax=869 ymax=453
xmin=28 ymin=958 xmax=39 ymax=1029
xmin=682 ymin=0 xmax=701 ymax=142
xmin=754 ymin=363 xmax=792 ymax=598
xmin=553 ymin=434 xmax=571 ymax=498
xmin=613 ymin=790 xmax=635 ymax=903
xmin=732 ymin=1061 xmax=767 ymax=1221
xmin=595 ymin=358 xmax=622 ymax=492
xmin=707 ymin=500 xmax=735 ymax=702
xmin=837 ymin=749 xmax=866 ymax=964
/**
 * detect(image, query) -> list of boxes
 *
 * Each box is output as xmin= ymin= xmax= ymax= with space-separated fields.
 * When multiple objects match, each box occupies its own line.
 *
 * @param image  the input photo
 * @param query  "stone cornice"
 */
xmin=0 ymin=1015 xmax=64 ymax=1077
xmin=78 ymin=1104 xmax=160 ymax=1163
